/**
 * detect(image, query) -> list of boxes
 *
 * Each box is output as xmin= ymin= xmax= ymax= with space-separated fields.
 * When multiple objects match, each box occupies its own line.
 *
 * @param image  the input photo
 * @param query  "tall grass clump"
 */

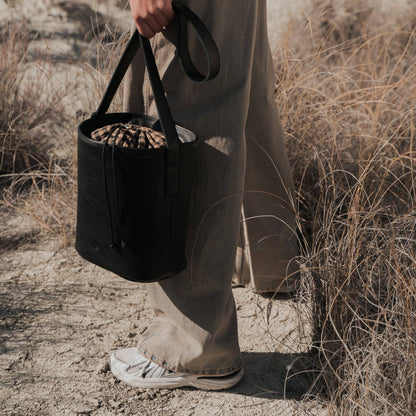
xmin=0 ymin=5 xmax=128 ymax=245
xmin=276 ymin=0 xmax=416 ymax=414
xmin=0 ymin=26 xmax=56 ymax=176
xmin=0 ymin=25 xmax=76 ymax=243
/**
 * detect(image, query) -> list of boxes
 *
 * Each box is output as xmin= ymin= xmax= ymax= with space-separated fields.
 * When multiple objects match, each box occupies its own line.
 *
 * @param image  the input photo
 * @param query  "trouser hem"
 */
xmin=251 ymin=278 xmax=300 ymax=294
xmin=137 ymin=345 xmax=243 ymax=376
xmin=250 ymin=261 xmax=301 ymax=293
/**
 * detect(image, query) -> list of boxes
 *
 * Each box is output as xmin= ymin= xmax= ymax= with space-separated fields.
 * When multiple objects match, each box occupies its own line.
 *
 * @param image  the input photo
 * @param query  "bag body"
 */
xmin=75 ymin=2 xmax=220 ymax=282
xmin=76 ymin=113 xmax=199 ymax=282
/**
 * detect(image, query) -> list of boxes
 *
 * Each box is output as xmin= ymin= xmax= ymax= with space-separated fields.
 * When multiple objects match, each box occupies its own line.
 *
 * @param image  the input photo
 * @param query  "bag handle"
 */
xmin=93 ymin=1 xmax=220 ymax=196
xmin=93 ymin=1 xmax=220 ymax=117
xmin=174 ymin=1 xmax=220 ymax=83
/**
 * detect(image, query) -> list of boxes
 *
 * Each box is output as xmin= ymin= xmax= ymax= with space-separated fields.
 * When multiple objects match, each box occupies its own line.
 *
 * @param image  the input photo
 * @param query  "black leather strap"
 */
xmin=94 ymin=30 xmax=141 ymax=118
xmin=139 ymin=34 xmax=180 ymax=194
xmin=174 ymin=2 xmax=220 ymax=83
xmin=93 ymin=0 xmax=220 ymax=118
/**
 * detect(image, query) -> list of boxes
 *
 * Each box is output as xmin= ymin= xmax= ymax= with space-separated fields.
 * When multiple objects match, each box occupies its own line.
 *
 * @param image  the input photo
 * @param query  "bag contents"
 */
xmin=91 ymin=123 xmax=167 ymax=149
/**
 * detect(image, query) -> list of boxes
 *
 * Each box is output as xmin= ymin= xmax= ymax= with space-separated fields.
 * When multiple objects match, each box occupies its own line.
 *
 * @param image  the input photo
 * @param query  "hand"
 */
xmin=128 ymin=0 xmax=174 ymax=38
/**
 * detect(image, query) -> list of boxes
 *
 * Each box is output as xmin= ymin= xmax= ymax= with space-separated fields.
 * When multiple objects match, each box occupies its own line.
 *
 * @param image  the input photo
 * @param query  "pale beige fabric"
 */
xmin=123 ymin=0 xmax=298 ymax=375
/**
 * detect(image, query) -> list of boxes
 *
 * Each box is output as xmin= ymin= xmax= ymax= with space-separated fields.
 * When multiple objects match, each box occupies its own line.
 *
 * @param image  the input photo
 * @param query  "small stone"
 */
xmin=141 ymin=391 xmax=156 ymax=400
xmin=91 ymin=399 xmax=102 ymax=408
xmin=97 ymin=361 xmax=110 ymax=374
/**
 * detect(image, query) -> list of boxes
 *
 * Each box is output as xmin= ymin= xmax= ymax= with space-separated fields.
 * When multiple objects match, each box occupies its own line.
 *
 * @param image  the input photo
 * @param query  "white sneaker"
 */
xmin=109 ymin=347 xmax=244 ymax=390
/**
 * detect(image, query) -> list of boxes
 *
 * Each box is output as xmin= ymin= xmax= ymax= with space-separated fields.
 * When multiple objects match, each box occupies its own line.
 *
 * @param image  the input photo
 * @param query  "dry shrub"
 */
xmin=0 ymin=24 xmax=76 ymax=243
xmin=276 ymin=0 xmax=416 ymax=414
xmin=0 ymin=26 xmax=61 ymax=176
xmin=0 ymin=14 xmax=127 ymax=245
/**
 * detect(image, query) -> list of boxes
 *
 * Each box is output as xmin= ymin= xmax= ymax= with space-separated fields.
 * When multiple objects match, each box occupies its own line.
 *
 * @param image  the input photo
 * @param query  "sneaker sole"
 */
xmin=109 ymin=353 xmax=244 ymax=390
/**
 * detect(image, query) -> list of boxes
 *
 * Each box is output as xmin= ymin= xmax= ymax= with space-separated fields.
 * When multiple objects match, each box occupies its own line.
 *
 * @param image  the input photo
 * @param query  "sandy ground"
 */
xmin=0 ymin=210 xmax=326 ymax=415
xmin=1 ymin=1 xmax=326 ymax=414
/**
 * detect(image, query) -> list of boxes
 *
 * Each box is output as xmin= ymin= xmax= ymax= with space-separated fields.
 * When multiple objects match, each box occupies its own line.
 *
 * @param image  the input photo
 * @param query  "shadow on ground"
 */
xmin=173 ymin=351 xmax=317 ymax=401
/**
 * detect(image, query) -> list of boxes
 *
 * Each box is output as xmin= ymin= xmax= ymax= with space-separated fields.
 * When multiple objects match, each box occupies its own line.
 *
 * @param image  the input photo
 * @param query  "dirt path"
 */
xmin=0 ymin=210 xmax=326 ymax=415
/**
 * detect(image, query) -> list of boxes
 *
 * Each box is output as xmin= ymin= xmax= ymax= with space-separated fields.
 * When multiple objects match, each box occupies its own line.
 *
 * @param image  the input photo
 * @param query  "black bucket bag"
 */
xmin=75 ymin=1 xmax=220 ymax=282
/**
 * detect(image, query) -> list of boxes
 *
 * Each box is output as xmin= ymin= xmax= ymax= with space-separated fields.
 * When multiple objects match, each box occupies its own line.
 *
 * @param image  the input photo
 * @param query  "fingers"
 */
xmin=129 ymin=0 xmax=174 ymax=39
xmin=153 ymin=8 xmax=171 ymax=28
xmin=136 ymin=20 xmax=157 ymax=39
xmin=160 ymin=1 xmax=174 ymax=21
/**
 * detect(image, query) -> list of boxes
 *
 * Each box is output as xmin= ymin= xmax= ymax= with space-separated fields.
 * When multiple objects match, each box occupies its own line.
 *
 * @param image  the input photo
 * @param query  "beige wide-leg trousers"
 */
xmin=123 ymin=0 xmax=298 ymax=375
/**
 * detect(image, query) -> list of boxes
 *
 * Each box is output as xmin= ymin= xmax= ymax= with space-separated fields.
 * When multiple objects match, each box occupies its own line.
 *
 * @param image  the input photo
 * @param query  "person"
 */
xmin=109 ymin=0 xmax=299 ymax=390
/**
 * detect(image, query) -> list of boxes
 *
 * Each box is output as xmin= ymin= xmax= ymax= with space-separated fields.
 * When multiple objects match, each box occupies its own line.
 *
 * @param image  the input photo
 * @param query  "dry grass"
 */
xmin=0 ymin=13 xmax=126 ymax=245
xmin=276 ymin=0 xmax=416 ymax=414
xmin=0 ymin=24 xmax=78 ymax=244
xmin=0 ymin=26 xmax=59 ymax=177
